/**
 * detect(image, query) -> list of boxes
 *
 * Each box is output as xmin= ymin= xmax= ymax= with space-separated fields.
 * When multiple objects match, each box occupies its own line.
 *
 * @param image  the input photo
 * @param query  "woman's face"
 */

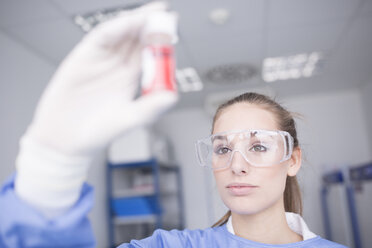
xmin=212 ymin=103 xmax=300 ymax=215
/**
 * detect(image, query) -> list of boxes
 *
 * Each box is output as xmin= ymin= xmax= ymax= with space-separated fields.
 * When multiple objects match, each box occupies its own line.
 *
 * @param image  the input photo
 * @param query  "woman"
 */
xmin=117 ymin=92 xmax=346 ymax=247
xmin=0 ymin=2 xmax=346 ymax=248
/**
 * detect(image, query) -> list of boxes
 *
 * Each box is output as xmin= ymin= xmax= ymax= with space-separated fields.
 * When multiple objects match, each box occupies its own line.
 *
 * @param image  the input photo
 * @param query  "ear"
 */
xmin=287 ymin=147 xmax=302 ymax=176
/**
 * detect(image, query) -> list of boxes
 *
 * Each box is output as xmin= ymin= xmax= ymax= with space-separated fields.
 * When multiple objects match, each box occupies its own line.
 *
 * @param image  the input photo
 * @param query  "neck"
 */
xmin=231 ymin=198 xmax=303 ymax=244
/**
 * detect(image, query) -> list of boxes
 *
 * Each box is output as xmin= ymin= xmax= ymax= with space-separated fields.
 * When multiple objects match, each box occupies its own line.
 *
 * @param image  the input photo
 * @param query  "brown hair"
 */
xmin=211 ymin=92 xmax=302 ymax=227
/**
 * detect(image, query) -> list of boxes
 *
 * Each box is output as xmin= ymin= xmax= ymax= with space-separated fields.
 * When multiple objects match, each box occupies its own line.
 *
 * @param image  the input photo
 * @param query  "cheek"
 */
xmin=213 ymin=171 xmax=227 ymax=191
xmin=213 ymin=170 xmax=232 ymax=203
xmin=260 ymin=166 xmax=288 ymax=200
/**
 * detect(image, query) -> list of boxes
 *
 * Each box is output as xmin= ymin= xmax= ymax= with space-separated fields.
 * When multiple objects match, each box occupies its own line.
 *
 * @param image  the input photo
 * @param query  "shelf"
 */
xmin=158 ymin=163 xmax=179 ymax=171
xmin=107 ymin=157 xmax=184 ymax=247
xmin=349 ymin=162 xmax=372 ymax=181
xmin=322 ymin=170 xmax=344 ymax=184
xmin=112 ymin=186 xmax=155 ymax=198
xmin=108 ymin=159 xmax=157 ymax=169
xmin=113 ymin=214 xmax=157 ymax=225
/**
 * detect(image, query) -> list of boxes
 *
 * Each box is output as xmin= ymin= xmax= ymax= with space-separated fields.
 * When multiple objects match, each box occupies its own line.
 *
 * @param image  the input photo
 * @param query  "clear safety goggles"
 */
xmin=195 ymin=129 xmax=294 ymax=170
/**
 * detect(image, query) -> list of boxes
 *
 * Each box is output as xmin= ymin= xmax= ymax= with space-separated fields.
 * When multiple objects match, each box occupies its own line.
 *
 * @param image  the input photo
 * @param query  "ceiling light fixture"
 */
xmin=262 ymin=52 xmax=324 ymax=83
xmin=176 ymin=67 xmax=203 ymax=92
xmin=209 ymin=8 xmax=230 ymax=25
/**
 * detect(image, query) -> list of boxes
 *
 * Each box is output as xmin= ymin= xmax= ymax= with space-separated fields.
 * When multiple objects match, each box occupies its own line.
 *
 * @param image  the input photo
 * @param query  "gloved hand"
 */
xmin=28 ymin=2 xmax=177 ymax=156
xmin=15 ymin=2 xmax=178 ymax=218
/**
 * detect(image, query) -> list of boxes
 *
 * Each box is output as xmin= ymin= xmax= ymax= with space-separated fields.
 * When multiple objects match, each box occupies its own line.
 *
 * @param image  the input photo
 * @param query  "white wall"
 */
xmin=360 ymin=82 xmax=372 ymax=154
xmin=0 ymin=31 xmax=53 ymax=183
xmin=283 ymin=89 xmax=372 ymax=247
xmin=87 ymin=153 xmax=108 ymax=248
xmin=357 ymin=81 xmax=372 ymax=247
xmin=154 ymin=109 xmax=214 ymax=229
xmin=155 ymin=88 xmax=372 ymax=247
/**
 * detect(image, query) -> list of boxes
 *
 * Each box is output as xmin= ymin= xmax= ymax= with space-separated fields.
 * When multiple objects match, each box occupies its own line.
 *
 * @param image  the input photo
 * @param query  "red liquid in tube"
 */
xmin=141 ymin=45 xmax=176 ymax=95
xmin=141 ymin=12 xmax=178 ymax=95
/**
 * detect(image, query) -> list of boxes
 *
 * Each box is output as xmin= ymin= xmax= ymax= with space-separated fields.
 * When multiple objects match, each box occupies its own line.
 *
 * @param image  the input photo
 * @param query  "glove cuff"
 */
xmin=15 ymin=135 xmax=93 ymax=218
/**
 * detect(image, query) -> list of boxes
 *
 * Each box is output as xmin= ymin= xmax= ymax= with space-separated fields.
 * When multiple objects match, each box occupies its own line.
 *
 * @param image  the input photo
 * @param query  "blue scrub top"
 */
xmin=118 ymin=227 xmax=347 ymax=248
xmin=0 ymin=175 xmax=348 ymax=248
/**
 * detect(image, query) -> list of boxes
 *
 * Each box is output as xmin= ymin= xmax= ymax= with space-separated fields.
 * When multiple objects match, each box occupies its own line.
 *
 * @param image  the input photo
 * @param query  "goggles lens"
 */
xmin=196 ymin=130 xmax=293 ymax=170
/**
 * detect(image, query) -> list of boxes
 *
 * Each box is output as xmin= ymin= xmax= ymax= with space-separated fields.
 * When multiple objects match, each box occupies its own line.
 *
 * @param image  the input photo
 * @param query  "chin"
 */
xmin=222 ymin=194 xmax=278 ymax=216
xmin=222 ymin=197 xmax=264 ymax=216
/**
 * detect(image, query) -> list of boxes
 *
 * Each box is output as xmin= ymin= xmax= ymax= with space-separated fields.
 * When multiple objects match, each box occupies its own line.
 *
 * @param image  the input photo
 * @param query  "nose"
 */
xmin=229 ymin=150 xmax=251 ymax=175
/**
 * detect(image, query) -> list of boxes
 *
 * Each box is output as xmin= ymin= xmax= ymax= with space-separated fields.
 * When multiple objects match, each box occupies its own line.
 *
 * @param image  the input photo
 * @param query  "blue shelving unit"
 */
xmin=107 ymin=158 xmax=184 ymax=247
xmin=348 ymin=162 xmax=372 ymax=248
xmin=320 ymin=170 xmax=344 ymax=241
xmin=321 ymin=162 xmax=372 ymax=248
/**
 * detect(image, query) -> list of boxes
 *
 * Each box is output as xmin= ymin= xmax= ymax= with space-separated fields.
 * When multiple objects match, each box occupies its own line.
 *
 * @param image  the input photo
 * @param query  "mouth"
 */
xmin=226 ymin=183 xmax=259 ymax=196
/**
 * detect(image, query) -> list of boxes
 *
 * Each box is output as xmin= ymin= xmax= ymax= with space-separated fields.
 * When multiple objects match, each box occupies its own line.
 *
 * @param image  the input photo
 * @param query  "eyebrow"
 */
xmin=211 ymin=135 xmax=227 ymax=142
xmin=212 ymin=131 xmax=257 ymax=142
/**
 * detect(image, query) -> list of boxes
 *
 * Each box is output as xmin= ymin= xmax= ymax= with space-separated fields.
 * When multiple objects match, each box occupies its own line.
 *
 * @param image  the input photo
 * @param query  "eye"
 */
xmin=214 ymin=146 xmax=231 ymax=155
xmin=249 ymin=144 xmax=268 ymax=152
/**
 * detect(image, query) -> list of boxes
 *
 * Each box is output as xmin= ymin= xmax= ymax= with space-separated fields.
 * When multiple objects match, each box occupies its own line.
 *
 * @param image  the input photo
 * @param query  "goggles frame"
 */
xmin=195 ymin=129 xmax=294 ymax=170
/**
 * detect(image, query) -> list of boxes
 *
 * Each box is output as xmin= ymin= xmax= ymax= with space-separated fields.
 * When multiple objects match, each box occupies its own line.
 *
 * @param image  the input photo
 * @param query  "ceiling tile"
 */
xmin=264 ymin=74 xmax=356 ymax=99
xmin=6 ymin=18 xmax=84 ymax=64
xmin=266 ymin=21 xmax=346 ymax=57
xmin=175 ymin=43 xmax=194 ymax=69
xmin=0 ymin=0 xmax=64 ymax=28
xmin=177 ymin=30 xmax=264 ymax=92
xmin=51 ymin=0 xmax=145 ymax=15
xmin=172 ymin=0 xmax=264 ymax=40
xmin=268 ymin=0 xmax=360 ymax=28
xmin=181 ymin=31 xmax=264 ymax=72
xmin=1 ymin=0 xmax=369 ymax=111
xmin=326 ymin=15 xmax=372 ymax=86
xmin=359 ymin=0 xmax=372 ymax=17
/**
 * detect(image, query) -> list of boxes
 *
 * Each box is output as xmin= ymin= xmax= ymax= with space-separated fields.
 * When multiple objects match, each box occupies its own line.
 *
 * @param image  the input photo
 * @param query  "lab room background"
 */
xmin=1 ymin=0 xmax=372 ymax=247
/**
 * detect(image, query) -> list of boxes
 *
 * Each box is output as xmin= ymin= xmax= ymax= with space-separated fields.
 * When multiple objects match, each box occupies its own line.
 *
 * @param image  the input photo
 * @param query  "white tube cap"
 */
xmin=143 ymin=11 xmax=178 ymax=43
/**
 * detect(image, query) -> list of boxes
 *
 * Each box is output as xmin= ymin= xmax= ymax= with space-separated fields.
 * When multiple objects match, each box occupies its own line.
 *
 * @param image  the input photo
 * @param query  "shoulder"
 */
xmin=118 ymin=226 xmax=230 ymax=248
xmin=117 ymin=227 xmax=349 ymax=248
xmin=305 ymin=236 xmax=349 ymax=248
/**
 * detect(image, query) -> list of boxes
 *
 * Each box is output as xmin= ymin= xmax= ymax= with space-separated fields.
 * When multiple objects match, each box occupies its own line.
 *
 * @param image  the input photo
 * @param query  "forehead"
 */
xmin=213 ymin=103 xmax=279 ymax=134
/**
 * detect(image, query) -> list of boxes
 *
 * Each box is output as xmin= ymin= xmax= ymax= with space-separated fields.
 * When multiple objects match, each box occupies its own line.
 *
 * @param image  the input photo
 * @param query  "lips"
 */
xmin=226 ymin=183 xmax=258 ymax=196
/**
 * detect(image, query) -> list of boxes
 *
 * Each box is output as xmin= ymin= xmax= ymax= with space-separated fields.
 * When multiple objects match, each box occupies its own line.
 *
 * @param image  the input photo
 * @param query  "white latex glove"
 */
xmin=15 ymin=2 xmax=178 ymax=217
xmin=29 ymin=2 xmax=177 ymax=156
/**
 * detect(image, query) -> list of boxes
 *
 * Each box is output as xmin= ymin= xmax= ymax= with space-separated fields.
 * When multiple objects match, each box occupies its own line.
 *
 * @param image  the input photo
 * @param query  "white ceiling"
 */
xmin=1 ymin=0 xmax=371 ymax=109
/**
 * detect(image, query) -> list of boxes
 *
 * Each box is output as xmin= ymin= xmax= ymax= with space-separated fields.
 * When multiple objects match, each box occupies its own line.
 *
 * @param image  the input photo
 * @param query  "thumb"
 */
xmin=130 ymin=91 xmax=179 ymax=126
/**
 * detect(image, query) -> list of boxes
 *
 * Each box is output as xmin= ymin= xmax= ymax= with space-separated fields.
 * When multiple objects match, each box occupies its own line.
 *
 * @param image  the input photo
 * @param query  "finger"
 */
xmin=85 ymin=1 xmax=168 ymax=48
xmin=136 ymin=1 xmax=168 ymax=13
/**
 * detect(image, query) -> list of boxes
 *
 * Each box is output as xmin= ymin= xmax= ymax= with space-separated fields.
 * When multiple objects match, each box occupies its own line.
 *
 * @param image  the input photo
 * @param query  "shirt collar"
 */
xmin=226 ymin=212 xmax=317 ymax=240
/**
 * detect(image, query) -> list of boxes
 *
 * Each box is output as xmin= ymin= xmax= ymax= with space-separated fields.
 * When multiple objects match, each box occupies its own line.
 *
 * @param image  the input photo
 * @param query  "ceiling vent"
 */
xmin=203 ymin=63 xmax=258 ymax=84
